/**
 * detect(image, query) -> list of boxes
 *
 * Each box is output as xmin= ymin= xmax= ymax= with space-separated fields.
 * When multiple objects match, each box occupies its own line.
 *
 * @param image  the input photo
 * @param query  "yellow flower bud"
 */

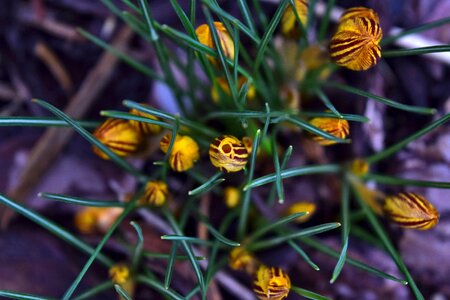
xmin=140 ymin=180 xmax=168 ymax=206
xmin=223 ymin=186 xmax=241 ymax=208
xmin=308 ymin=117 xmax=349 ymax=145
xmin=109 ymin=263 xmax=136 ymax=299
xmin=383 ymin=193 xmax=439 ymax=230
xmin=160 ymin=134 xmax=200 ymax=172
xmin=339 ymin=6 xmax=379 ymax=23
xmin=195 ymin=22 xmax=234 ymax=65
xmin=349 ymin=158 xmax=369 ymax=177
xmin=283 ymin=201 xmax=316 ymax=223
xmin=109 ymin=264 xmax=131 ymax=285
xmin=229 ymin=246 xmax=260 ymax=274
xmin=74 ymin=207 xmax=123 ymax=234
xmin=330 ymin=11 xmax=382 ymax=71
xmin=253 ymin=265 xmax=291 ymax=300
xmin=92 ymin=118 xmax=143 ymax=160
xmin=281 ymin=0 xmax=308 ymax=38
xmin=211 ymin=76 xmax=255 ymax=103
xmin=209 ymin=135 xmax=248 ymax=172
xmin=129 ymin=104 xmax=162 ymax=135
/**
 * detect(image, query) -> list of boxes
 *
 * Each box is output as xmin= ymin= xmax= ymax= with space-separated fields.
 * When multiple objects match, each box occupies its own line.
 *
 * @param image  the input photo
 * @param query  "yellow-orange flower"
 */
xmin=195 ymin=22 xmax=234 ymax=64
xmin=349 ymin=158 xmax=369 ymax=177
xmin=330 ymin=7 xmax=382 ymax=71
xmin=160 ymin=134 xmax=200 ymax=172
xmin=283 ymin=202 xmax=316 ymax=223
xmin=209 ymin=135 xmax=248 ymax=172
xmin=92 ymin=119 xmax=143 ymax=160
xmin=281 ymin=0 xmax=308 ymax=38
xmin=253 ymin=265 xmax=291 ymax=300
xmin=129 ymin=104 xmax=163 ymax=135
xmin=309 ymin=117 xmax=349 ymax=145
xmin=383 ymin=192 xmax=439 ymax=230
xmin=109 ymin=264 xmax=131 ymax=285
xmin=211 ymin=76 xmax=255 ymax=103
xmin=223 ymin=186 xmax=241 ymax=208
xmin=229 ymin=246 xmax=260 ymax=274
xmin=74 ymin=207 xmax=123 ymax=234
xmin=140 ymin=181 xmax=168 ymax=206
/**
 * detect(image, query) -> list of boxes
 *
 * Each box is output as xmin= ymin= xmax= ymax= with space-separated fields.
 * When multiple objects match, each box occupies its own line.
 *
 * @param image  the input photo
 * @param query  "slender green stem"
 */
xmin=366 ymin=173 xmax=450 ymax=188
xmin=73 ymin=281 xmax=114 ymax=300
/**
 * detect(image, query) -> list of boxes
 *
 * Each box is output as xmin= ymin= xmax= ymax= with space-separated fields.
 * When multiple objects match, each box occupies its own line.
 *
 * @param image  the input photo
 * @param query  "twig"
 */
xmin=1 ymin=26 xmax=134 ymax=227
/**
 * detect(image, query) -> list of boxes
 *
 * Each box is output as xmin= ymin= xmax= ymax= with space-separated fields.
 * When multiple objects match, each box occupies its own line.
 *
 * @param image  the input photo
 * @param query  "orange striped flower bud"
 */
xmin=74 ymin=207 xmax=123 ymax=234
xmin=209 ymin=135 xmax=249 ymax=172
xmin=281 ymin=0 xmax=308 ymax=38
xmin=223 ymin=186 xmax=241 ymax=208
xmin=308 ymin=117 xmax=349 ymax=145
xmin=129 ymin=104 xmax=162 ymax=135
xmin=140 ymin=181 xmax=168 ymax=206
xmin=339 ymin=7 xmax=379 ymax=23
xmin=283 ymin=201 xmax=316 ymax=223
xmin=253 ymin=265 xmax=291 ymax=300
xmin=229 ymin=246 xmax=260 ymax=274
xmin=330 ymin=13 xmax=382 ymax=71
xmin=383 ymin=193 xmax=439 ymax=230
xmin=160 ymin=134 xmax=200 ymax=172
xmin=211 ymin=76 xmax=255 ymax=103
xmin=92 ymin=118 xmax=143 ymax=160
xmin=195 ymin=22 xmax=234 ymax=64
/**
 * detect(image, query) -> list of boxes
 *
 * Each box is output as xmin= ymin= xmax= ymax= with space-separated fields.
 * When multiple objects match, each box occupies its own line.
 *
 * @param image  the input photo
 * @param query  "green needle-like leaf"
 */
xmin=0 ymin=193 xmax=112 ymax=267
xmin=248 ymin=222 xmax=341 ymax=251
xmin=188 ymin=172 xmax=224 ymax=196
xmin=352 ymin=185 xmax=424 ymax=299
xmin=365 ymin=173 xmax=450 ymax=188
xmin=73 ymin=281 xmax=114 ymax=300
xmin=114 ymin=285 xmax=132 ymax=300
xmin=325 ymin=82 xmax=436 ymax=115
xmin=32 ymin=99 xmax=144 ymax=180
xmin=247 ymin=212 xmax=309 ymax=243
xmin=130 ymin=221 xmax=144 ymax=270
xmin=383 ymin=45 xmax=450 ymax=57
xmin=291 ymin=286 xmax=331 ymax=300
xmin=366 ymin=113 xmax=450 ymax=163
xmin=0 ymin=117 xmax=98 ymax=128
xmin=288 ymin=240 xmax=320 ymax=271
xmin=39 ymin=193 xmax=125 ymax=207
xmin=0 ymin=291 xmax=56 ymax=300
xmin=137 ymin=275 xmax=184 ymax=300
xmin=244 ymin=164 xmax=341 ymax=190
xmin=330 ymin=178 xmax=350 ymax=283
xmin=164 ymin=242 xmax=178 ymax=289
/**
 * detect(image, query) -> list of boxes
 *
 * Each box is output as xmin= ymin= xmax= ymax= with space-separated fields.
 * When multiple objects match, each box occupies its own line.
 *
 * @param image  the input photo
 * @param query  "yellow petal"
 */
xmin=283 ymin=202 xmax=316 ymax=223
xmin=209 ymin=135 xmax=248 ymax=172
xmin=309 ymin=117 xmax=349 ymax=145
xmin=129 ymin=104 xmax=163 ymax=135
xmin=160 ymin=134 xmax=200 ymax=172
xmin=253 ymin=265 xmax=291 ymax=300
xmin=281 ymin=0 xmax=308 ymax=38
xmin=330 ymin=16 xmax=382 ymax=71
xmin=140 ymin=181 xmax=169 ymax=206
xmin=92 ymin=119 xmax=143 ymax=159
xmin=383 ymin=193 xmax=439 ymax=230
xmin=195 ymin=22 xmax=234 ymax=64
